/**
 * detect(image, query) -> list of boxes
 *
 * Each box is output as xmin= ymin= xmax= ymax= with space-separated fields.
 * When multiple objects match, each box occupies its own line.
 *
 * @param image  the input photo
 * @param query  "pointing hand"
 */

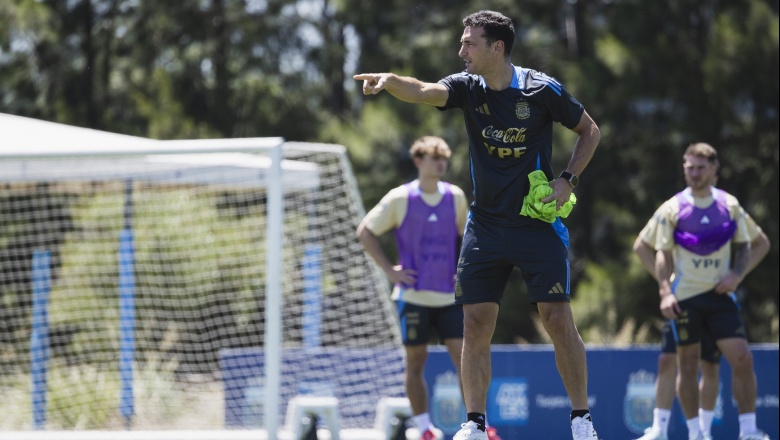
xmin=353 ymin=73 xmax=389 ymax=95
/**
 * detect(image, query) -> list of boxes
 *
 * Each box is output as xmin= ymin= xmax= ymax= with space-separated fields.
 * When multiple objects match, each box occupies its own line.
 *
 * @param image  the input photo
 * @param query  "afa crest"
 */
xmin=515 ymin=102 xmax=530 ymax=120
xmin=623 ymin=369 xmax=656 ymax=434
xmin=432 ymin=371 xmax=466 ymax=435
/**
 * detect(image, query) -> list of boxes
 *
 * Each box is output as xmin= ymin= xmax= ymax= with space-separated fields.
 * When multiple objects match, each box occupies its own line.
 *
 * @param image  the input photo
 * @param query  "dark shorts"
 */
xmin=673 ymin=290 xmax=747 ymax=348
xmin=661 ymin=320 xmax=721 ymax=363
xmin=396 ymin=301 xmax=464 ymax=346
xmin=455 ymin=216 xmax=570 ymax=305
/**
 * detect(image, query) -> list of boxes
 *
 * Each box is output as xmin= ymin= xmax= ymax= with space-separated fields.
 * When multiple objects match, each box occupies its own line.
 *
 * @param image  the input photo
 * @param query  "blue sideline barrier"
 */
xmin=221 ymin=344 xmax=778 ymax=439
xmin=425 ymin=345 xmax=778 ymax=439
xmin=221 ymin=347 xmax=406 ymax=429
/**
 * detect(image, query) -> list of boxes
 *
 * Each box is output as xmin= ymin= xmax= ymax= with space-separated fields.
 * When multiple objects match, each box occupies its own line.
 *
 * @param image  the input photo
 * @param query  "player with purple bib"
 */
xmin=634 ymin=179 xmax=768 ymax=439
xmin=357 ymin=136 xmax=469 ymax=440
xmin=648 ymin=143 xmax=771 ymax=440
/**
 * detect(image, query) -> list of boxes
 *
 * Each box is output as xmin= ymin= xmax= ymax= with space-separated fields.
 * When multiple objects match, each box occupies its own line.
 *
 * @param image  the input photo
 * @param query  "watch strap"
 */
xmin=559 ymin=171 xmax=578 ymax=188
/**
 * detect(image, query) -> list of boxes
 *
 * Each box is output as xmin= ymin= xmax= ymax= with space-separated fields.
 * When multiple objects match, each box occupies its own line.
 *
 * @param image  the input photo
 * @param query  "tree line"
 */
xmin=1 ymin=0 xmax=777 ymax=343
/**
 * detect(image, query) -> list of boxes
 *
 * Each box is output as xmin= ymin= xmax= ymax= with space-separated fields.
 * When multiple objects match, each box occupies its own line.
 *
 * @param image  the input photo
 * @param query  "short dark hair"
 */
xmin=684 ymin=142 xmax=719 ymax=166
xmin=463 ymin=10 xmax=515 ymax=59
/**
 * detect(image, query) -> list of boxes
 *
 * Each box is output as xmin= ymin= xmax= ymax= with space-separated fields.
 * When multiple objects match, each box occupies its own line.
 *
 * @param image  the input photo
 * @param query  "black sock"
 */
xmin=571 ymin=409 xmax=591 ymax=421
xmin=467 ymin=412 xmax=486 ymax=431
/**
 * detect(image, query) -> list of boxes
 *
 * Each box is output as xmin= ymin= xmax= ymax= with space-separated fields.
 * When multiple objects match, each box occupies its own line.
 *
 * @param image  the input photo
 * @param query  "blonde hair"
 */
xmin=409 ymin=136 xmax=452 ymax=160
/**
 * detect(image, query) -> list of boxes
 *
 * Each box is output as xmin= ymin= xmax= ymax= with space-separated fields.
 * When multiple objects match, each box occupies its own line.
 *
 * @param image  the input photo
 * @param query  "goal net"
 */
xmin=0 ymin=139 xmax=405 ymax=436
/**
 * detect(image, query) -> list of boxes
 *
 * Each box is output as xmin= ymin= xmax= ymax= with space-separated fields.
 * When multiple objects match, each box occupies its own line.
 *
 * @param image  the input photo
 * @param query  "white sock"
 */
xmin=653 ymin=408 xmax=672 ymax=434
xmin=412 ymin=412 xmax=433 ymax=432
xmin=698 ymin=409 xmax=714 ymax=435
xmin=738 ymin=412 xmax=757 ymax=436
xmin=686 ymin=417 xmax=701 ymax=438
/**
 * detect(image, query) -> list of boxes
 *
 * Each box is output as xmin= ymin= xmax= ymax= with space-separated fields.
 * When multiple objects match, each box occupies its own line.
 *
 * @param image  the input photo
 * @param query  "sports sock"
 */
xmin=570 ymin=409 xmax=590 ymax=421
xmin=412 ymin=412 xmax=433 ymax=432
xmin=698 ymin=408 xmax=714 ymax=434
xmin=653 ymin=408 xmax=671 ymax=434
xmin=686 ymin=417 xmax=702 ymax=437
xmin=467 ymin=412 xmax=486 ymax=431
xmin=738 ymin=412 xmax=757 ymax=436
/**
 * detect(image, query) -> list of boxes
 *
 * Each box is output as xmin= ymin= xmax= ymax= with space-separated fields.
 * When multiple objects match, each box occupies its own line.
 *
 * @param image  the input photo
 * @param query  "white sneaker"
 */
xmin=635 ymin=426 xmax=668 ymax=440
xmin=571 ymin=414 xmax=599 ymax=440
xmin=453 ymin=421 xmax=488 ymax=440
xmin=739 ymin=431 xmax=770 ymax=440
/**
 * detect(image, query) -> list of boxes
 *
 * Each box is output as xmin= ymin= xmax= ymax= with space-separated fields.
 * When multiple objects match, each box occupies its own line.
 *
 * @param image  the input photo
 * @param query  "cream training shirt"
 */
xmin=639 ymin=187 xmax=762 ymax=301
xmin=362 ymin=180 xmax=469 ymax=307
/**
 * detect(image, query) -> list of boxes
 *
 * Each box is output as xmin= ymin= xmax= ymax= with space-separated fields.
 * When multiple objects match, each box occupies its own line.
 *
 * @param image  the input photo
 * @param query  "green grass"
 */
xmin=0 ymin=357 xmax=220 ymax=430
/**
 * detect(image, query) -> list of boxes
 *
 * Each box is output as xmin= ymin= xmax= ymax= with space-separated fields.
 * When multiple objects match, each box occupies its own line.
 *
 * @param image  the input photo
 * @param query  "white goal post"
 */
xmin=0 ymin=134 xmax=404 ymax=439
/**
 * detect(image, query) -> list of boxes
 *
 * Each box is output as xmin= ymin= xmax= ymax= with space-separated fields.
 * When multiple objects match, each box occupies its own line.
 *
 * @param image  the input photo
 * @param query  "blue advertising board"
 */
xmin=221 ymin=344 xmax=778 ymax=439
xmin=424 ymin=345 xmax=778 ymax=440
xmin=220 ymin=347 xmax=406 ymax=429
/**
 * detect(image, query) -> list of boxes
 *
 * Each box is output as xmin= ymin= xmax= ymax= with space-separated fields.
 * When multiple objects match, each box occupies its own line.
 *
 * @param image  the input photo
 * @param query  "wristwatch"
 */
xmin=559 ymin=171 xmax=579 ymax=188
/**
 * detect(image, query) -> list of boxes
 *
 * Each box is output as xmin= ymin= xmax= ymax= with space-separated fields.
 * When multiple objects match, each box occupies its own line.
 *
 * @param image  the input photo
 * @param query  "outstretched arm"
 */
xmin=353 ymin=73 xmax=449 ymax=107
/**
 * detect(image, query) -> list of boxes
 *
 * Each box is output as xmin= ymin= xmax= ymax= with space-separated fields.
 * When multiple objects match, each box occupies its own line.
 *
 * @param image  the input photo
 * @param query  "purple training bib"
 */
xmin=394 ymin=182 xmax=459 ymax=293
xmin=673 ymin=188 xmax=736 ymax=256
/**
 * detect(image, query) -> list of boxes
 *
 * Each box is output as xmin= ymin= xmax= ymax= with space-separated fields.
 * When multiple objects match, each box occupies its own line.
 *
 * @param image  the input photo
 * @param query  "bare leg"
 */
xmin=698 ymin=360 xmax=720 ymax=411
xmin=717 ymin=337 xmax=756 ymax=414
xmin=444 ymin=337 xmax=465 ymax=402
xmin=655 ymin=353 xmax=678 ymax=410
xmin=537 ymin=302 xmax=588 ymax=409
xmin=460 ymin=302 xmax=499 ymax=413
xmin=404 ymin=344 xmax=429 ymax=415
xmin=676 ymin=343 xmax=701 ymax=419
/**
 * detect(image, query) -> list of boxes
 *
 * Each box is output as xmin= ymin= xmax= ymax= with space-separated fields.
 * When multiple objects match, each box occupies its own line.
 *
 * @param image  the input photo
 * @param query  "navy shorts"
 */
xmin=396 ymin=301 xmax=464 ymax=346
xmin=661 ymin=320 xmax=721 ymax=363
xmin=674 ymin=290 xmax=746 ymax=348
xmin=455 ymin=216 xmax=571 ymax=305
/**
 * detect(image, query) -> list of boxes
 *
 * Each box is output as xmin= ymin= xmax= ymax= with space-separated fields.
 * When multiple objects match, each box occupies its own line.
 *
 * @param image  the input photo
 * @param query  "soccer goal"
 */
xmin=0 ymin=138 xmax=405 ymax=439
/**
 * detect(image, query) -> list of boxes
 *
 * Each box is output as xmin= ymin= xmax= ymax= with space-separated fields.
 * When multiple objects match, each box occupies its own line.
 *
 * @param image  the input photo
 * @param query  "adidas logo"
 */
xmin=700 ymin=215 xmax=710 ymax=224
xmin=427 ymin=213 xmax=438 ymax=222
xmin=475 ymin=103 xmax=490 ymax=115
xmin=548 ymin=282 xmax=564 ymax=294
